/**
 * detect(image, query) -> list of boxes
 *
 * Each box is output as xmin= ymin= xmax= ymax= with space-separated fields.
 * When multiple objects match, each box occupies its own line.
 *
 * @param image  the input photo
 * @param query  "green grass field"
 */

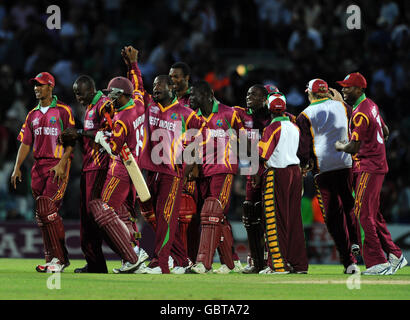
xmin=0 ymin=258 xmax=409 ymax=300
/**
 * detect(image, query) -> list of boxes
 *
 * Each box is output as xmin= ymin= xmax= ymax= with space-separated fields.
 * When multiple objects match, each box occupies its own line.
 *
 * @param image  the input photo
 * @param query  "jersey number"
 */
xmin=135 ymin=125 xmax=144 ymax=156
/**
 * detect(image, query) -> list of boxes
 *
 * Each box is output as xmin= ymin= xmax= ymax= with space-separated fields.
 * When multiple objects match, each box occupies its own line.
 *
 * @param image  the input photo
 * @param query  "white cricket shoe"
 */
xmin=137 ymin=248 xmax=149 ymax=264
xmin=361 ymin=262 xmax=392 ymax=275
xmin=344 ymin=263 xmax=360 ymax=274
xmin=190 ymin=262 xmax=212 ymax=274
xmin=117 ymin=260 xmax=143 ymax=273
xmin=389 ymin=253 xmax=408 ymax=274
xmin=134 ymin=263 xmax=148 ymax=274
xmin=36 ymin=261 xmax=52 ymax=273
xmin=259 ymin=266 xmax=289 ymax=274
xmin=171 ymin=266 xmax=187 ymax=274
xmin=45 ymin=258 xmax=68 ymax=273
xmin=143 ymin=266 xmax=162 ymax=274
xmin=213 ymin=264 xmax=233 ymax=274
xmin=233 ymin=260 xmax=244 ymax=272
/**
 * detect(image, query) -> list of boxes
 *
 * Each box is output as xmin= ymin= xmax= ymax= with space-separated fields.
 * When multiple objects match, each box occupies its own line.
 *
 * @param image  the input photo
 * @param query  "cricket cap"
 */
xmin=267 ymin=92 xmax=287 ymax=113
xmin=103 ymin=77 xmax=134 ymax=98
xmin=305 ymin=79 xmax=328 ymax=93
xmin=29 ymin=72 xmax=55 ymax=87
xmin=336 ymin=72 xmax=367 ymax=88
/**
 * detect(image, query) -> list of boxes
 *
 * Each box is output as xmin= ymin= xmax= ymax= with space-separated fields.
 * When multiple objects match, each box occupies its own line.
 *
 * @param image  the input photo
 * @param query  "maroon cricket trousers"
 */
xmin=263 ymin=165 xmax=308 ymax=272
xmin=353 ymin=172 xmax=402 ymax=268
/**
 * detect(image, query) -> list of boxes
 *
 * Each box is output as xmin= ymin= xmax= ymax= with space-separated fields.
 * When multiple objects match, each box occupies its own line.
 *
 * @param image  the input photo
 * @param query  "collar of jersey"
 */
xmin=309 ymin=97 xmax=330 ymax=106
xmin=271 ymin=115 xmax=290 ymax=123
xmin=35 ymin=95 xmax=57 ymax=110
xmin=158 ymin=97 xmax=178 ymax=112
xmin=116 ymin=99 xmax=134 ymax=112
xmin=353 ymin=93 xmax=366 ymax=110
xmin=197 ymin=100 xmax=219 ymax=116
xmin=90 ymin=91 xmax=104 ymax=106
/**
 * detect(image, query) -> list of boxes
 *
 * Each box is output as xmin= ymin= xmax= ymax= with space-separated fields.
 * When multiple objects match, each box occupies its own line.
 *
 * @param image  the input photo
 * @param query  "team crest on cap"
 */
xmin=344 ymin=75 xmax=350 ymax=80
xmin=49 ymin=116 xmax=57 ymax=124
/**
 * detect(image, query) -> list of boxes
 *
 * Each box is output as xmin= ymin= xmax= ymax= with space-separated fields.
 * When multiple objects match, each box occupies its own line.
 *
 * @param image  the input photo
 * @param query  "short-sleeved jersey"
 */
xmin=198 ymin=101 xmax=245 ymax=177
xmin=349 ymin=94 xmax=388 ymax=174
xmin=128 ymin=61 xmax=204 ymax=178
xmin=296 ymin=98 xmax=352 ymax=174
xmin=141 ymin=98 xmax=204 ymax=177
xmin=258 ymin=116 xmax=300 ymax=168
xmin=82 ymin=91 xmax=111 ymax=171
xmin=18 ymin=96 xmax=75 ymax=160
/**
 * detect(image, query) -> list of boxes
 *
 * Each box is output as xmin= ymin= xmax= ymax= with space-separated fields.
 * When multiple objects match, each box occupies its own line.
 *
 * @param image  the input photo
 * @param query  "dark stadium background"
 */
xmin=0 ymin=0 xmax=409 ymax=261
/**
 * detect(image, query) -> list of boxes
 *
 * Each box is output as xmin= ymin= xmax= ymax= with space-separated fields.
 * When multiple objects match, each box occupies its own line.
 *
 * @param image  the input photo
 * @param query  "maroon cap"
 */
xmin=103 ymin=77 xmax=133 ymax=96
xmin=29 ymin=72 xmax=55 ymax=87
xmin=336 ymin=72 xmax=367 ymax=88
xmin=305 ymin=79 xmax=328 ymax=93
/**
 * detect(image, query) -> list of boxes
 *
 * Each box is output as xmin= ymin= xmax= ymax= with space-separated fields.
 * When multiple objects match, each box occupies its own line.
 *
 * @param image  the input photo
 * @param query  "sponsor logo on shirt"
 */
xmin=32 ymin=118 xmax=39 ymax=126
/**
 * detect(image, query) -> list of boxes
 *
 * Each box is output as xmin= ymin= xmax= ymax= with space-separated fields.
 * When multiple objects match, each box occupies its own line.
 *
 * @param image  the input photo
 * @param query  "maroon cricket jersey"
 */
xmin=18 ymin=95 xmax=75 ymax=159
xmin=128 ymin=61 xmax=204 ymax=178
xmin=107 ymin=98 xmax=146 ymax=176
xmin=198 ymin=101 xmax=245 ymax=177
xmin=350 ymin=94 xmax=388 ymax=174
xmin=177 ymin=89 xmax=192 ymax=109
xmin=82 ymin=91 xmax=111 ymax=171
xmin=140 ymin=97 xmax=204 ymax=177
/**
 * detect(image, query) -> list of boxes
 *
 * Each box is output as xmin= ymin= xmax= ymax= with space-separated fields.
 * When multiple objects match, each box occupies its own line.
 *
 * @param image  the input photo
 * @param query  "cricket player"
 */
xmin=11 ymin=72 xmax=74 ymax=273
xmin=335 ymin=72 xmax=407 ymax=275
xmin=189 ymin=80 xmax=246 ymax=274
xmin=169 ymin=61 xmax=200 ymax=264
xmin=58 ymin=75 xmax=147 ymax=273
xmin=85 ymin=75 xmax=146 ymax=274
xmin=234 ymin=84 xmax=272 ymax=274
xmin=124 ymin=46 xmax=204 ymax=274
xmin=257 ymin=93 xmax=308 ymax=274
xmin=297 ymin=78 xmax=360 ymax=274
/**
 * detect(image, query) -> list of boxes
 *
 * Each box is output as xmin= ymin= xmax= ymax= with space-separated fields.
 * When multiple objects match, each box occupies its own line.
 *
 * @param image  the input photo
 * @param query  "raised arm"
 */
xmin=122 ymin=46 xmax=145 ymax=99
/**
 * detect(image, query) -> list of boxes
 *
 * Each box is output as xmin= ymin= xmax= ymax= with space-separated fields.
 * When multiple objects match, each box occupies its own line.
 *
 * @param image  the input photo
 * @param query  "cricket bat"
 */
xmin=120 ymin=143 xmax=151 ymax=202
xmin=104 ymin=111 xmax=151 ymax=202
